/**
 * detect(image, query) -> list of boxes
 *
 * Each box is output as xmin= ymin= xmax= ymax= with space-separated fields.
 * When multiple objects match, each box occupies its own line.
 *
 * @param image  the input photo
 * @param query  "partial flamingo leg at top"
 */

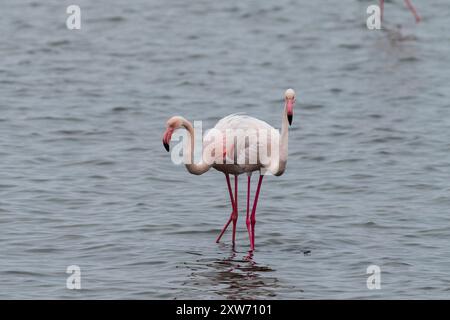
xmin=404 ymin=0 xmax=421 ymax=23
xmin=379 ymin=0 xmax=421 ymax=23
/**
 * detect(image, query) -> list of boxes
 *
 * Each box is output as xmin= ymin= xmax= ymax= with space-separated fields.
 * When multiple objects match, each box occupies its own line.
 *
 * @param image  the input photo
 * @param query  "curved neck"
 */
xmin=182 ymin=119 xmax=210 ymax=175
xmin=269 ymin=104 xmax=289 ymax=176
xmin=280 ymin=103 xmax=290 ymax=163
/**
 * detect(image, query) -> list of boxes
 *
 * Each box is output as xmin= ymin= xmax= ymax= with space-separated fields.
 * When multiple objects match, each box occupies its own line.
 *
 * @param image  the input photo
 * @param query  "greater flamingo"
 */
xmin=162 ymin=89 xmax=296 ymax=251
xmin=380 ymin=0 xmax=421 ymax=23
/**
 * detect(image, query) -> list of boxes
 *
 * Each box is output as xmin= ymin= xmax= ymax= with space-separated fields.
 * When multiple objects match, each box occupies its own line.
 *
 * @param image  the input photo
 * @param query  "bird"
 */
xmin=162 ymin=89 xmax=296 ymax=251
xmin=380 ymin=0 xmax=421 ymax=23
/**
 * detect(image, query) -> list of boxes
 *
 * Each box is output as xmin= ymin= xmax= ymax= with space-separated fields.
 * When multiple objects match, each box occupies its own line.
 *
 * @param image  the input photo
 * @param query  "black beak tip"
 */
xmin=287 ymin=114 xmax=293 ymax=126
xmin=163 ymin=142 xmax=170 ymax=152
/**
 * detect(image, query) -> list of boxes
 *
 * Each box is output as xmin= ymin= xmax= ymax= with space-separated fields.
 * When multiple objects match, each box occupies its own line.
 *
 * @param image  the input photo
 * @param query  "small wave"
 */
xmin=338 ymin=43 xmax=362 ymax=50
xmin=47 ymin=40 xmax=70 ymax=47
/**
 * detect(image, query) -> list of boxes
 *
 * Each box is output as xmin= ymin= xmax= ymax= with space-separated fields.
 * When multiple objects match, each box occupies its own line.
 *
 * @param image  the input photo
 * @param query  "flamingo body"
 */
xmin=207 ymin=113 xmax=277 ymax=176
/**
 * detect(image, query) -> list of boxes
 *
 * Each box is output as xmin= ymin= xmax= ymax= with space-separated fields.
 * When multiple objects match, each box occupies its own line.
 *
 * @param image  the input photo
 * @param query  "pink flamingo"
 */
xmin=380 ymin=0 xmax=421 ymax=23
xmin=162 ymin=89 xmax=296 ymax=251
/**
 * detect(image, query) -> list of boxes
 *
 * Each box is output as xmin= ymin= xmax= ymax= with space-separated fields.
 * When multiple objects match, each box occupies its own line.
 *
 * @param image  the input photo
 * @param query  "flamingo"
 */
xmin=380 ymin=0 xmax=421 ymax=23
xmin=162 ymin=89 xmax=296 ymax=251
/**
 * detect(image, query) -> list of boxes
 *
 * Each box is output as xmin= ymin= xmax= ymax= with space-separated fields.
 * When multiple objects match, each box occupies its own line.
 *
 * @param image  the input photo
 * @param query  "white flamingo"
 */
xmin=162 ymin=89 xmax=296 ymax=251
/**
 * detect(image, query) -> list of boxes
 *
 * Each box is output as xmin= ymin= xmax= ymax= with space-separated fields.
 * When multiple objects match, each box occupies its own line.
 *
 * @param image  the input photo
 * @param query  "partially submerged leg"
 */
xmin=216 ymin=173 xmax=236 ymax=243
xmin=250 ymin=174 xmax=264 ymax=251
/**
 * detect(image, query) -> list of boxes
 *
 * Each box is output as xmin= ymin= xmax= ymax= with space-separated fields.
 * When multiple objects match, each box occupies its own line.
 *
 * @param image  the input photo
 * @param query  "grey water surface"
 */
xmin=1 ymin=0 xmax=450 ymax=299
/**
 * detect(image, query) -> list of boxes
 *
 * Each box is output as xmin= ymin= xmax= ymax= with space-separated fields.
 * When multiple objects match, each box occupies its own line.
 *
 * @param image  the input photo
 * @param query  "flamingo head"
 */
xmin=162 ymin=116 xmax=184 ymax=152
xmin=284 ymin=88 xmax=296 ymax=126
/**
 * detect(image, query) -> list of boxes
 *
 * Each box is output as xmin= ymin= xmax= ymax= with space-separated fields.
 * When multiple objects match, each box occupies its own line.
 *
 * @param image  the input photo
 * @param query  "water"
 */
xmin=1 ymin=0 xmax=450 ymax=299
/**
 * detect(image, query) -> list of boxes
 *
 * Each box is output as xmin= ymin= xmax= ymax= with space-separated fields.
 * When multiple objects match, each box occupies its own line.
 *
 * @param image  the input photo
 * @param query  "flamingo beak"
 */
xmin=162 ymin=128 xmax=173 ymax=152
xmin=286 ymin=99 xmax=294 ymax=126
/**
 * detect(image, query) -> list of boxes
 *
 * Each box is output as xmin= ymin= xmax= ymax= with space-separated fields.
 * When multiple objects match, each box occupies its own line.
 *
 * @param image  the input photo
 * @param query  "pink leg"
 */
xmin=250 ymin=175 xmax=264 ymax=251
xmin=231 ymin=175 xmax=238 ymax=246
xmin=216 ymin=174 xmax=235 ymax=243
xmin=380 ymin=0 xmax=384 ymax=22
xmin=245 ymin=175 xmax=252 ymax=247
xmin=404 ymin=0 xmax=421 ymax=23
